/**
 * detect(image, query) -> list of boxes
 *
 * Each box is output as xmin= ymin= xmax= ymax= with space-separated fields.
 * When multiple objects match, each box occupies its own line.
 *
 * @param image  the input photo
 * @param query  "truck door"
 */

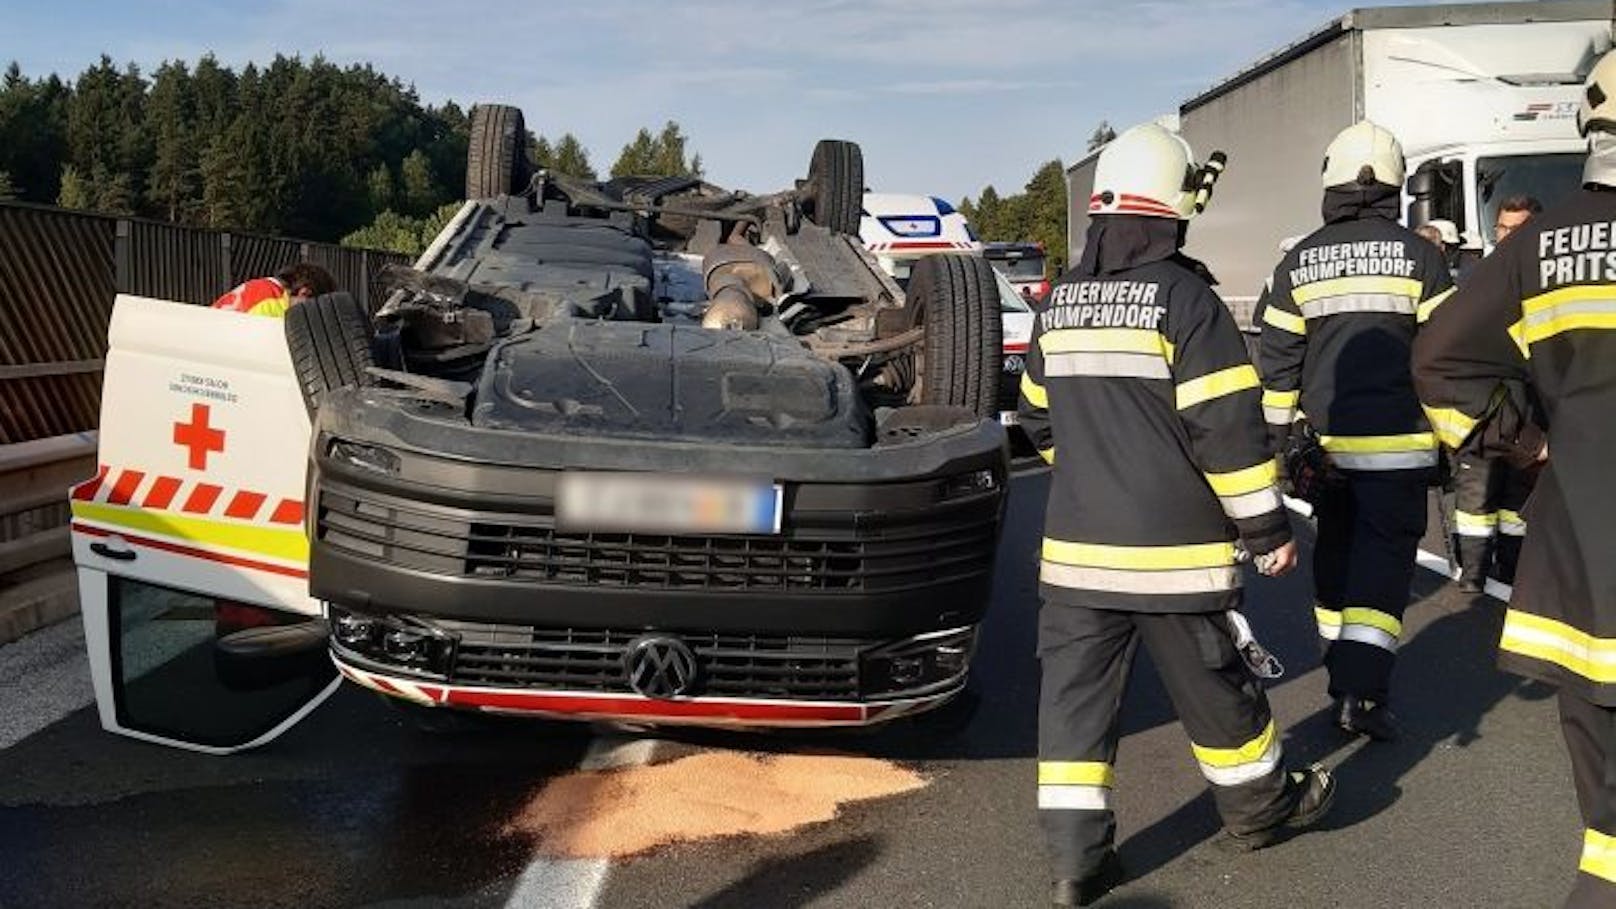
xmin=69 ymin=295 xmax=336 ymax=753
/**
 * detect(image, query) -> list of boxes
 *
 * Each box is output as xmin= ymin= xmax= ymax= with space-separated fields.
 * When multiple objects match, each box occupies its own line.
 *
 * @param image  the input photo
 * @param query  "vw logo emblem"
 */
xmin=623 ymin=635 xmax=699 ymax=699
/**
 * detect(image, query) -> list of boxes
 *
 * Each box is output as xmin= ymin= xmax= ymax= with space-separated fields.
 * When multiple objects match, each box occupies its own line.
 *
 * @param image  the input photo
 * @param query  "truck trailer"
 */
xmin=1066 ymin=0 xmax=1615 ymax=325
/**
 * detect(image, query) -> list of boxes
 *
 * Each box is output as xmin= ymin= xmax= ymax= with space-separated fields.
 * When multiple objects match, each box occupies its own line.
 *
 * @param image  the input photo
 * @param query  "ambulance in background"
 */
xmin=858 ymin=193 xmax=1028 ymax=432
xmin=859 ymin=193 xmax=983 ymax=286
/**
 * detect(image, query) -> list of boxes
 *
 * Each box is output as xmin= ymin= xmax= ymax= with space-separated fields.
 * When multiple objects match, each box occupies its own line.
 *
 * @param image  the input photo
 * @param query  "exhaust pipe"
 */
xmin=700 ymin=244 xmax=788 ymax=331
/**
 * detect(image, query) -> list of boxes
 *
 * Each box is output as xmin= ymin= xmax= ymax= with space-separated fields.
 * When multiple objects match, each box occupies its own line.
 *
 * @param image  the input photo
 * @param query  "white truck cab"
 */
xmin=1065 ymin=0 xmax=1611 ymax=317
xmin=68 ymin=297 xmax=336 ymax=753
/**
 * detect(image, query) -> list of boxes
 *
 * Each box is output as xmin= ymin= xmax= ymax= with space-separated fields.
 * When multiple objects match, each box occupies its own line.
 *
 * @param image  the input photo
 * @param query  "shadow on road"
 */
xmin=1309 ymin=592 xmax=1555 ymax=832
xmin=688 ymin=836 xmax=884 ymax=909
xmin=1111 ymin=574 xmax=1553 ymax=888
xmin=1083 ymin=505 xmax=1554 ymax=884
xmin=0 ymin=691 xmax=594 ymax=909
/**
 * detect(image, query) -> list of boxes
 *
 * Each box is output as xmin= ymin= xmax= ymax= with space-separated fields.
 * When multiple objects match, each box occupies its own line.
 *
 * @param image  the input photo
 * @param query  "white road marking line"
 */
xmin=1411 ymin=547 xmax=1514 ymax=602
xmin=0 ymin=615 xmax=95 ymax=751
xmin=502 ymin=734 xmax=662 ymax=909
xmin=1415 ymin=548 xmax=1459 ymax=580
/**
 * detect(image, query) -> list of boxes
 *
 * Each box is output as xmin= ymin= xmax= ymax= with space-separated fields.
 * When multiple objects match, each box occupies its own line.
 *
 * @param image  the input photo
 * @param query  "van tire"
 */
xmin=804 ymin=139 xmax=863 ymax=236
xmin=466 ymin=103 xmax=527 ymax=199
xmin=906 ymin=254 xmax=1002 ymax=419
xmin=284 ymin=292 xmax=374 ymax=416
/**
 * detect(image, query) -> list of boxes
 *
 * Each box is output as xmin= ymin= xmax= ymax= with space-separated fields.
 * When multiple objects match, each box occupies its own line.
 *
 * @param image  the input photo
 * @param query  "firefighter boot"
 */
xmin=1455 ymin=535 xmax=1490 ymax=594
xmin=1222 ymin=764 xmax=1337 ymax=851
xmin=1335 ymin=695 xmax=1400 ymax=742
xmin=1051 ymin=850 xmax=1125 ymax=907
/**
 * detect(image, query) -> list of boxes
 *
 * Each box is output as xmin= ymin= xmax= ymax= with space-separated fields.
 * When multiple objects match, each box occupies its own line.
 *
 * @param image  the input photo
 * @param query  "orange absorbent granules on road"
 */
xmin=506 ymin=749 xmax=928 ymax=859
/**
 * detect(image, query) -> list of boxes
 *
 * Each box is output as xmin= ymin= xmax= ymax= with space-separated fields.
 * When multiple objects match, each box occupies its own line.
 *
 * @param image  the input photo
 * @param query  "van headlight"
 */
xmin=328 ymin=439 xmax=401 ymax=475
xmin=860 ymin=627 xmax=977 ymax=697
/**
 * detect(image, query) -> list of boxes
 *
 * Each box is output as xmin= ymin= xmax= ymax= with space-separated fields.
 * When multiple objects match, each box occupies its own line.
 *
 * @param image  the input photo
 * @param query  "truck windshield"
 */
xmin=1476 ymin=153 xmax=1584 ymax=246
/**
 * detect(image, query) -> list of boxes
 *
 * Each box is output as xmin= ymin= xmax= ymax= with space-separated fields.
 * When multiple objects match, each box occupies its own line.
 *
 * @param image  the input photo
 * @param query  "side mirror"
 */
xmin=1406 ymin=160 xmax=1466 ymax=232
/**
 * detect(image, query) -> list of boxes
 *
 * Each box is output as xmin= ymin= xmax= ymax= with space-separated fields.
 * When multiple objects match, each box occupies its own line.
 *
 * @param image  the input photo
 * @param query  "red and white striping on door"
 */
xmin=70 ymin=464 xmax=305 ymax=526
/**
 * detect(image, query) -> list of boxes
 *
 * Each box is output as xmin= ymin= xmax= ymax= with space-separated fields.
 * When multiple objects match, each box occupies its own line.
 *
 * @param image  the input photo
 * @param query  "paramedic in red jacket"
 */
xmin=212 ymin=262 xmax=337 ymax=317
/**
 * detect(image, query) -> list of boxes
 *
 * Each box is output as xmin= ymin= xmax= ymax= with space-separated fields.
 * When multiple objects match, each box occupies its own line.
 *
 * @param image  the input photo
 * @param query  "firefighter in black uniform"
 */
xmin=1446 ymin=196 xmax=1544 ymax=592
xmin=1258 ymin=121 xmax=1454 ymax=742
xmin=1450 ymin=419 xmax=1538 ymax=592
xmin=1414 ymin=52 xmax=1616 ymax=907
xmin=1021 ymin=123 xmax=1335 ymax=908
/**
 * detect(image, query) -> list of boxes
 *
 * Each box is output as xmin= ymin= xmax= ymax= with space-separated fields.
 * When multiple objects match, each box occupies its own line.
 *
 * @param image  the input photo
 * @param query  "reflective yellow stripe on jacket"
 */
xmin=1424 ymin=405 xmax=1479 ymax=450
xmin=1020 ymin=373 xmax=1048 ymax=409
xmin=1501 ymin=609 xmax=1616 ymax=683
xmin=1040 ymin=328 xmax=1175 ymax=380
xmin=1205 ymin=460 xmax=1281 ymax=520
xmin=1319 ymin=432 xmax=1437 ymax=471
xmin=1262 ymin=388 xmax=1299 ymax=426
xmin=1520 ymin=285 xmax=1616 ymax=347
xmin=1175 ymin=364 xmax=1259 ymax=410
xmin=1292 ymin=276 xmax=1422 ymax=319
xmin=1262 ymin=305 xmax=1307 ymax=336
xmin=1417 ymin=287 xmax=1455 ymax=324
xmin=1041 ymin=538 xmax=1239 ymax=595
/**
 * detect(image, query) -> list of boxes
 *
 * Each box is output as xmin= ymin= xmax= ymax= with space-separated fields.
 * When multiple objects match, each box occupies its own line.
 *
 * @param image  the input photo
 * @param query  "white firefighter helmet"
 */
xmin=1579 ymin=48 xmax=1616 ymax=136
xmin=1321 ymin=120 xmax=1405 ymax=189
xmin=1089 ymin=123 xmax=1222 ymax=220
xmin=1426 ymin=218 xmax=1461 ymax=245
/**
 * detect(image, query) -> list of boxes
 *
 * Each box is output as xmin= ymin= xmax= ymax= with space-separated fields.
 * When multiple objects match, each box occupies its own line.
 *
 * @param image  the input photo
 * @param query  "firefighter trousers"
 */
xmin=1453 ymin=451 xmax=1533 ymax=586
xmin=1312 ymin=470 xmax=1428 ymax=703
xmin=1560 ymin=691 xmax=1616 ymax=907
xmin=1037 ymin=604 xmax=1292 ymax=880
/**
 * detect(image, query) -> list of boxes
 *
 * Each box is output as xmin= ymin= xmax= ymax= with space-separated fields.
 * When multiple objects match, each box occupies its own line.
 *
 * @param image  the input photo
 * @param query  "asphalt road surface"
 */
xmin=0 ymin=468 xmax=1582 ymax=908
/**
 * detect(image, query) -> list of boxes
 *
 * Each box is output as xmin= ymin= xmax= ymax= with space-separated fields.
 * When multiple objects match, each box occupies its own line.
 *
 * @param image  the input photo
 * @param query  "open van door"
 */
xmin=68 ymin=296 xmax=337 ymax=753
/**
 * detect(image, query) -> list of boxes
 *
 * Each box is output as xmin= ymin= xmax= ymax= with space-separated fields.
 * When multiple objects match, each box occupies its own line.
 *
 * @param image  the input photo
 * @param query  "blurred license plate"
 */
xmin=556 ymin=473 xmax=782 ymax=534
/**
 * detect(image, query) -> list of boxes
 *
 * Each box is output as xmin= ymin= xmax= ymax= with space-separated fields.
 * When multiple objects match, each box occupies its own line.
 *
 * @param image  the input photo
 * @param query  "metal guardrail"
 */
xmin=0 ymin=432 xmax=94 ymax=573
xmin=0 ymin=432 xmax=96 ymax=642
xmin=0 ymin=201 xmax=410 ymax=444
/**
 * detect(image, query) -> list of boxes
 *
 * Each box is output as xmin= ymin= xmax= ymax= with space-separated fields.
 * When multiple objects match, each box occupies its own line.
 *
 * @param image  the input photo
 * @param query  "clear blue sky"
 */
xmin=1 ymin=0 xmax=1439 ymax=201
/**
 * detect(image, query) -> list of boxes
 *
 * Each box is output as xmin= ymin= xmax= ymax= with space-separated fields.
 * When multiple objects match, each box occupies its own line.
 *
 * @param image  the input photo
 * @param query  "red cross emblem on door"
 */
xmin=173 ymin=403 xmax=226 ymax=471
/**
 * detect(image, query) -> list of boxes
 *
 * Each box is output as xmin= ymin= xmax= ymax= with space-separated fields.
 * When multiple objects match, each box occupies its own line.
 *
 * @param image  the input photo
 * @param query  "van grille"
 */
xmin=316 ymin=489 xmax=996 ymax=592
